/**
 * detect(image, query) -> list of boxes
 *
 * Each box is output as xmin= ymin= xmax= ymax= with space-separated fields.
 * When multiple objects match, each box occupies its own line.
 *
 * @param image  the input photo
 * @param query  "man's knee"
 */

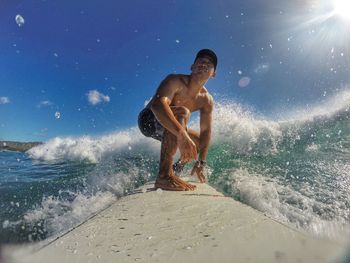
xmin=172 ymin=106 xmax=190 ymax=120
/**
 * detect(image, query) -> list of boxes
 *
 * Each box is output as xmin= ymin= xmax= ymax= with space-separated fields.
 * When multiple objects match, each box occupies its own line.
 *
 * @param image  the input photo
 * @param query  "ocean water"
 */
xmin=1 ymin=91 xmax=350 ymax=244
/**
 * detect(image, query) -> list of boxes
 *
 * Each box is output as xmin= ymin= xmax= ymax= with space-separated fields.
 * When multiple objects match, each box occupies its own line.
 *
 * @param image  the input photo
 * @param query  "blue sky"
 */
xmin=1 ymin=0 xmax=350 ymax=141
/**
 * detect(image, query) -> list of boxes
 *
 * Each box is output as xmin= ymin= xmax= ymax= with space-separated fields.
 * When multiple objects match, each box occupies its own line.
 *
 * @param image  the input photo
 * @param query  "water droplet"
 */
xmin=2 ymin=220 xmax=9 ymax=228
xmin=55 ymin=111 xmax=61 ymax=119
xmin=15 ymin=15 xmax=25 ymax=27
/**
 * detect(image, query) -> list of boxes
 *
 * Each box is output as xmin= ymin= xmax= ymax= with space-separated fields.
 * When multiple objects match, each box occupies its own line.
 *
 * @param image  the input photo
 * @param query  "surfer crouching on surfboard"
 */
xmin=138 ymin=49 xmax=217 ymax=191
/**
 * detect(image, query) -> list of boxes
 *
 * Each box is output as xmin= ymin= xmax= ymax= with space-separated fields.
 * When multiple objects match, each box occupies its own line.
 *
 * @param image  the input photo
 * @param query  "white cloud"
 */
xmin=87 ymin=90 xmax=110 ymax=105
xmin=37 ymin=100 xmax=54 ymax=108
xmin=0 ymin=97 xmax=10 ymax=104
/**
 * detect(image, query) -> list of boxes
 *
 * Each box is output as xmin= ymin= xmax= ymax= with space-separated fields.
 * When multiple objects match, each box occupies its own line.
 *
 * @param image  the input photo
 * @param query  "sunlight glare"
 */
xmin=334 ymin=0 xmax=350 ymax=20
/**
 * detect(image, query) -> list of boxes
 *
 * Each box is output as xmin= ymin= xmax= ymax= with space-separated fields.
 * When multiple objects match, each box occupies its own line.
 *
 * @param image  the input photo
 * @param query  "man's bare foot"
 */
xmin=155 ymin=175 xmax=196 ymax=191
xmin=171 ymin=175 xmax=196 ymax=190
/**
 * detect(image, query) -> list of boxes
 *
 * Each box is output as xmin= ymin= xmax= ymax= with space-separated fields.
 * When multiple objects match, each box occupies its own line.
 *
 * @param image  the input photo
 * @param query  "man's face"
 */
xmin=191 ymin=56 xmax=216 ymax=78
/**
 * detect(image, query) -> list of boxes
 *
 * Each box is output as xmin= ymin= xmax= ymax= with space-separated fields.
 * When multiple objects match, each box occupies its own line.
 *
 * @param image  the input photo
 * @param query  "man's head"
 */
xmin=191 ymin=49 xmax=218 ymax=79
xmin=194 ymin=49 xmax=218 ymax=70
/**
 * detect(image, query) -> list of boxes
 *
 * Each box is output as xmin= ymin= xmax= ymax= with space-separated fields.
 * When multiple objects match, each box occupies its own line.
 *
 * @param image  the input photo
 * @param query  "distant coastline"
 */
xmin=0 ymin=141 xmax=42 ymax=152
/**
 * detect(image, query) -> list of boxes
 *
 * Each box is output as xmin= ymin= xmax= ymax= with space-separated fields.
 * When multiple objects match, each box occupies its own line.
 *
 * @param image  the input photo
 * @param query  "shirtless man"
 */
xmin=138 ymin=49 xmax=217 ymax=191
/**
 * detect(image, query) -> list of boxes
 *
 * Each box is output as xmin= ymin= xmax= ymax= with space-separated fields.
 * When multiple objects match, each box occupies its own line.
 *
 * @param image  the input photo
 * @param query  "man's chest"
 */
xmin=171 ymin=93 xmax=205 ymax=112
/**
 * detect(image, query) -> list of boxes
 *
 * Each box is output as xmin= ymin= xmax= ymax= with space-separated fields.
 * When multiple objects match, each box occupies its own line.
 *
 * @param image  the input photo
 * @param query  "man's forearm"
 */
xmin=199 ymin=130 xmax=211 ymax=160
xmin=151 ymin=100 xmax=185 ymax=136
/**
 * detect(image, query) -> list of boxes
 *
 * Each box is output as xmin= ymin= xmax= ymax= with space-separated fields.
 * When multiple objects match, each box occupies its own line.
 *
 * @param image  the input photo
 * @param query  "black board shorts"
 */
xmin=138 ymin=108 xmax=164 ymax=141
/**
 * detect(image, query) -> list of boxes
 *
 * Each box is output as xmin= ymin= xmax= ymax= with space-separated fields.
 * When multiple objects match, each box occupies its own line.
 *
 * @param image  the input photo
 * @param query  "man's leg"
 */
xmin=155 ymin=106 xmax=196 ymax=191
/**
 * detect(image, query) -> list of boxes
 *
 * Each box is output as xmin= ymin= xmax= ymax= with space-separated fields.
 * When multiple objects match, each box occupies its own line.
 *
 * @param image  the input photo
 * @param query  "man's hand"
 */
xmin=191 ymin=162 xmax=206 ymax=183
xmin=177 ymin=130 xmax=197 ymax=162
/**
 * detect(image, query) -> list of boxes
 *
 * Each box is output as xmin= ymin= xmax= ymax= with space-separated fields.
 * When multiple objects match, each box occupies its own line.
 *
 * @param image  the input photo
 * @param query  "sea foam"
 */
xmin=223 ymin=168 xmax=350 ymax=242
xmin=28 ymin=128 xmax=160 ymax=163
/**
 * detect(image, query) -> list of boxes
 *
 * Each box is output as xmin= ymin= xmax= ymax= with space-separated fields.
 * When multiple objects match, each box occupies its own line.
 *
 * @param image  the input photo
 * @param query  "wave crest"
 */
xmin=27 ymin=128 xmax=159 ymax=163
xmin=212 ymin=103 xmax=282 ymax=155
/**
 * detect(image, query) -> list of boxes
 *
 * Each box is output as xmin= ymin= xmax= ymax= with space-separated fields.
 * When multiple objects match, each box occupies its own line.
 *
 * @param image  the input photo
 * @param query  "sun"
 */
xmin=333 ymin=0 xmax=350 ymax=20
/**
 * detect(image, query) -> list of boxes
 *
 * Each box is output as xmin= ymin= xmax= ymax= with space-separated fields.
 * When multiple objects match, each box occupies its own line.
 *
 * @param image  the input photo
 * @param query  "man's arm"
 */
xmin=150 ymin=75 xmax=185 ymax=136
xmin=190 ymin=95 xmax=213 ymax=183
xmin=198 ymin=95 xmax=213 ymax=161
xmin=150 ymin=74 xmax=197 ymax=162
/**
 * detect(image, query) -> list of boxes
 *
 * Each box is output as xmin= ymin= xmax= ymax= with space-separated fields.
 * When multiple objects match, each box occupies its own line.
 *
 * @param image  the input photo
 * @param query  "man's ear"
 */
xmin=190 ymin=64 xmax=194 ymax=71
xmin=211 ymin=71 xmax=216 ymax=78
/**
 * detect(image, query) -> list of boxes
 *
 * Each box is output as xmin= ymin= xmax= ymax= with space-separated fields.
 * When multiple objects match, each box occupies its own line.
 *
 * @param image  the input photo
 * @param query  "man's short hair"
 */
xmin=195 ymin=49 xmax=218 ymax=70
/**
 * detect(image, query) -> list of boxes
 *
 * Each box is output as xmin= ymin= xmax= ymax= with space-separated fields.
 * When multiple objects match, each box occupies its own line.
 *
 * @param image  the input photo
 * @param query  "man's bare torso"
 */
xmin=147 ymin=74 xmax=212 ymax=112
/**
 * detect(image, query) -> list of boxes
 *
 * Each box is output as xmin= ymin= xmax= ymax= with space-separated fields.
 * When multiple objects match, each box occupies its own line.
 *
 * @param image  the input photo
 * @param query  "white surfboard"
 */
xmin=9 ymin=179 xmax=349 ymax=263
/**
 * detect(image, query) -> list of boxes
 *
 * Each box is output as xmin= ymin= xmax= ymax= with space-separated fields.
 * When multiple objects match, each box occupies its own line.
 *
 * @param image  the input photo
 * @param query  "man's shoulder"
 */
xmin=164 ymin=74 xmax=189 ymax=82
xmin=201 ymin=87 xmax=214 ymax=101
xmin=162 ymin=74 xmax=190 ymax=89
xmin=159 ymin=74 xmax=181 ymax=88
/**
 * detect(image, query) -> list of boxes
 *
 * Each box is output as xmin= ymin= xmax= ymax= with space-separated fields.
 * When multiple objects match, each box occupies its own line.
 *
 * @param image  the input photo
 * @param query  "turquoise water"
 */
xmin=0 ymin=148 xmax=159 ymax=243
xmin=0 ymin=152 xmax=95 ymax=242
xmin=1 ymin=98 xmax=349 ymax=244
